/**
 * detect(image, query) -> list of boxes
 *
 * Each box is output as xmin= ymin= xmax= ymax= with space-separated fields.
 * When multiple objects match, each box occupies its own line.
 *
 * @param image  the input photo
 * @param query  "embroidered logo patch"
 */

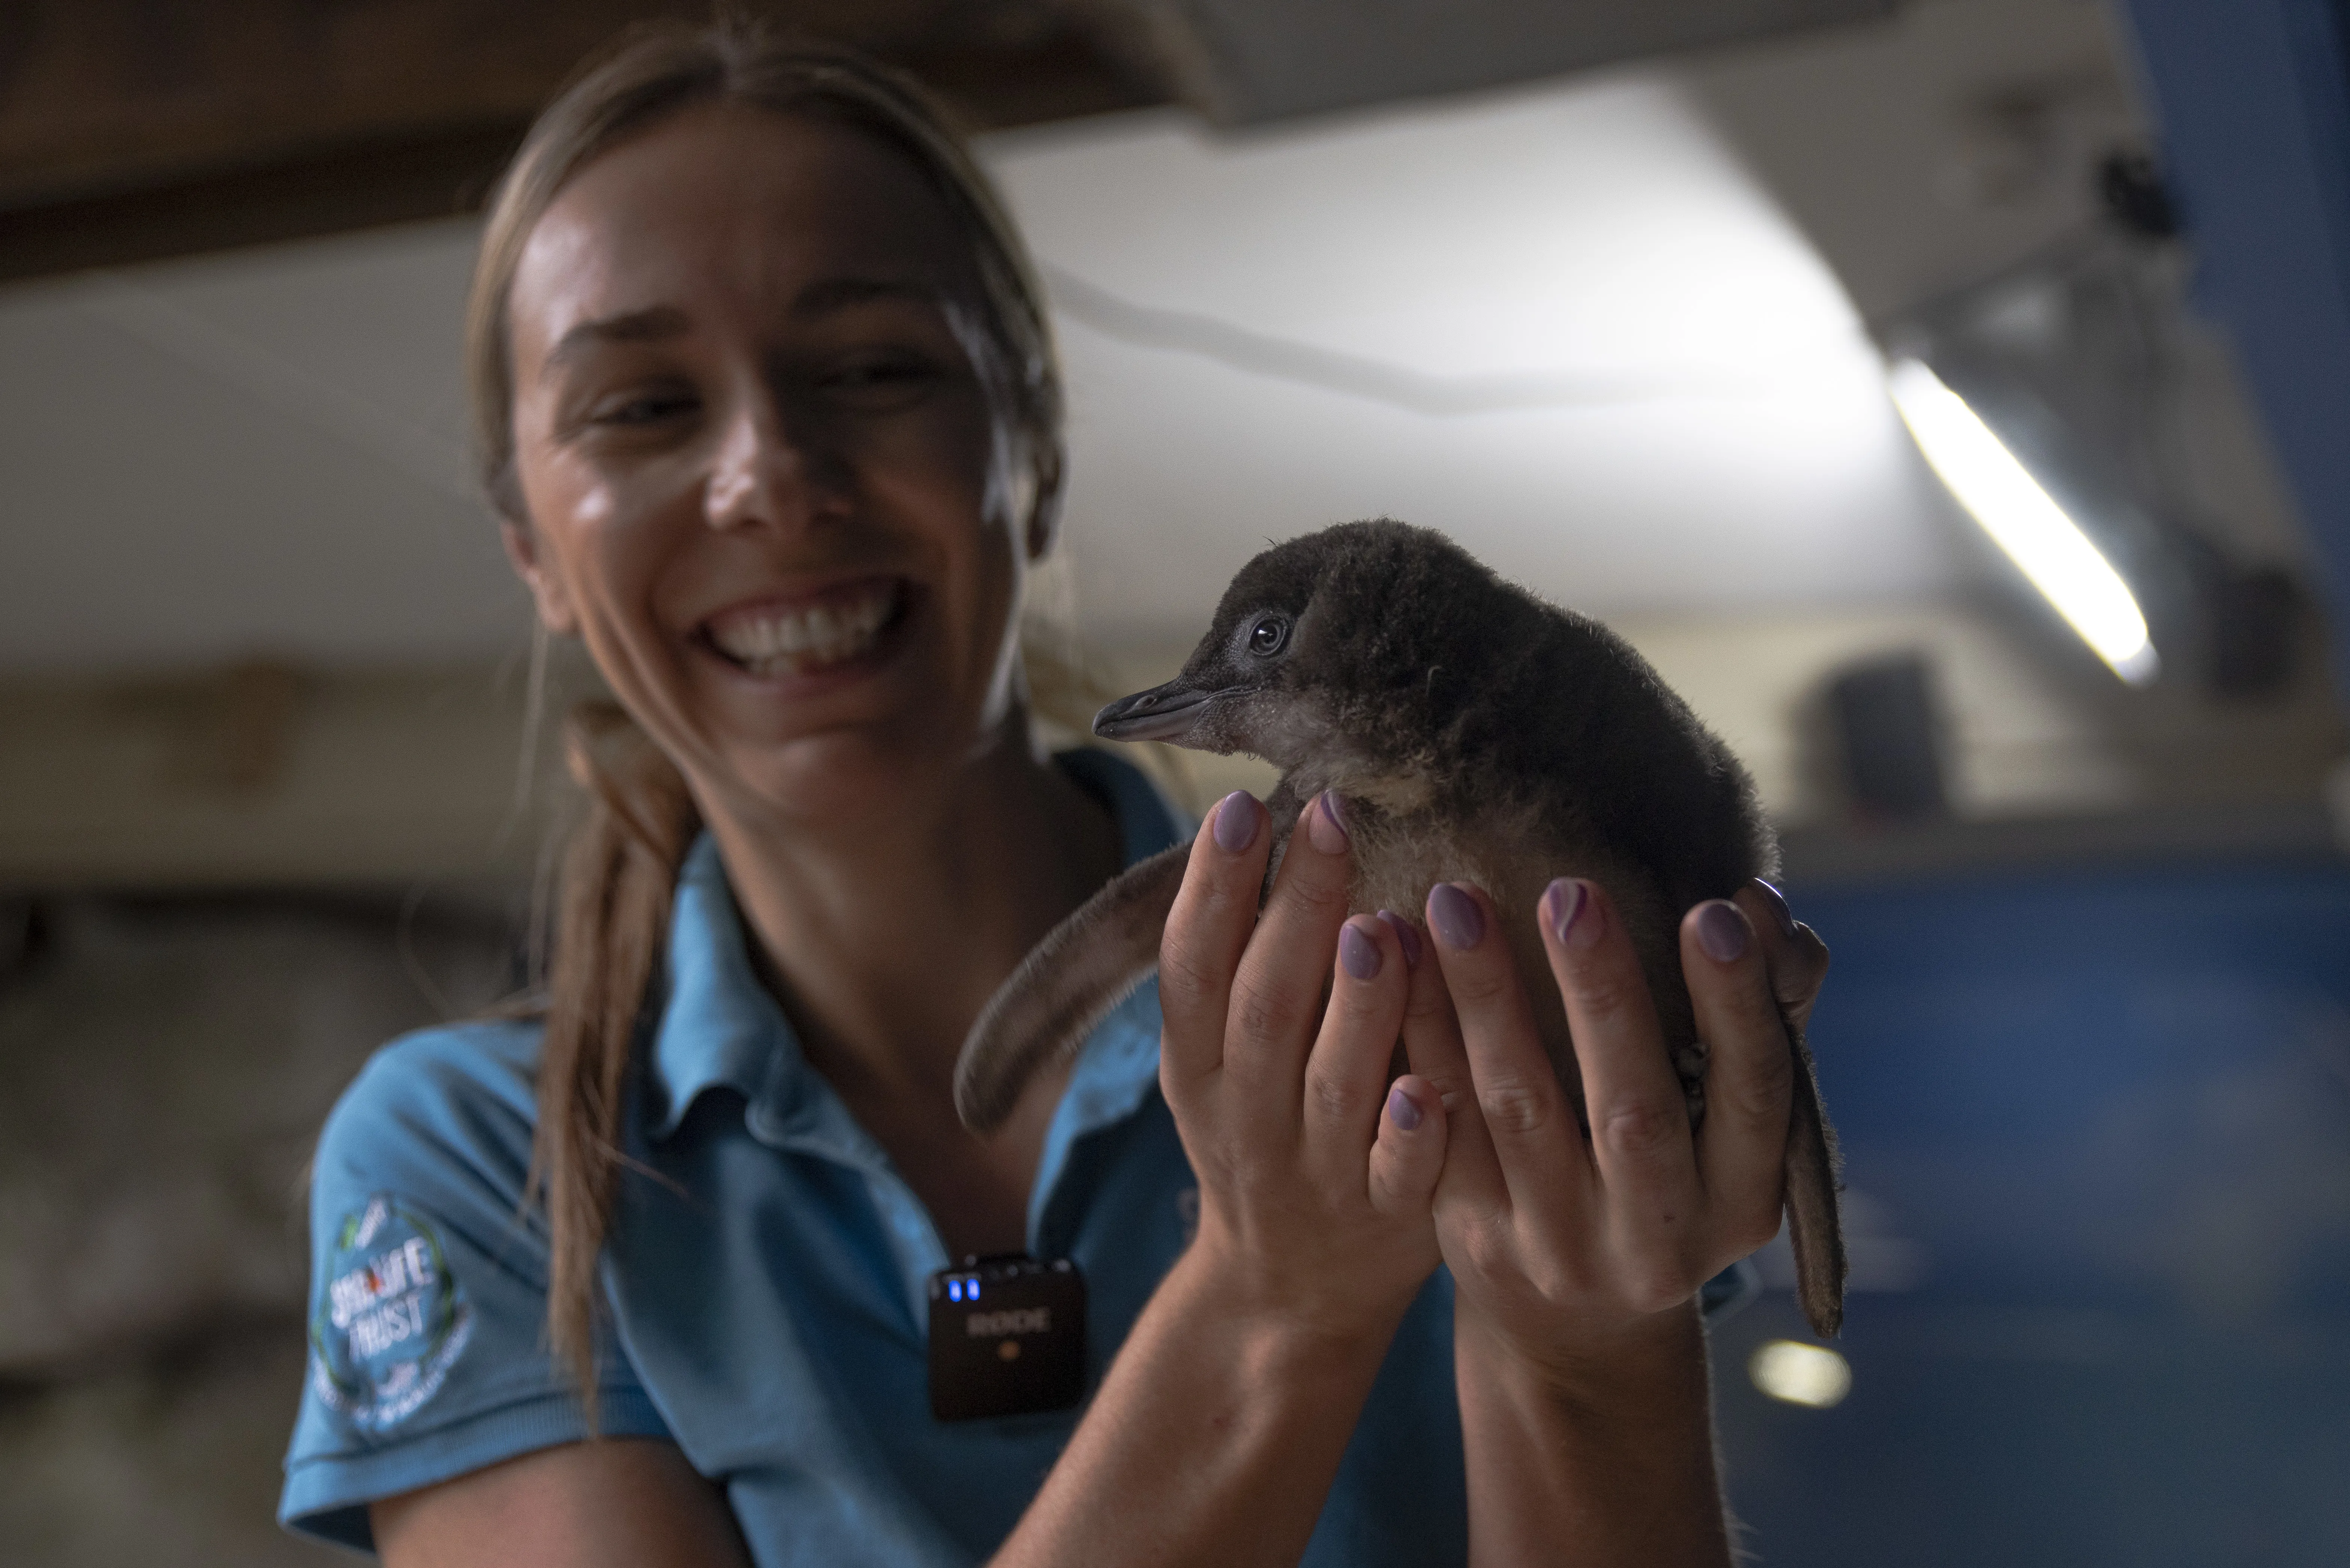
xmin=308 ymin=1195 xmax=473 ymax=1432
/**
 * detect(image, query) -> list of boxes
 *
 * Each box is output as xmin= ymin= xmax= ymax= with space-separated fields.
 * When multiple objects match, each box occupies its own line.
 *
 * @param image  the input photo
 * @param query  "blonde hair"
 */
xmin=466 ymin=19 xmax=1068 ymax=1402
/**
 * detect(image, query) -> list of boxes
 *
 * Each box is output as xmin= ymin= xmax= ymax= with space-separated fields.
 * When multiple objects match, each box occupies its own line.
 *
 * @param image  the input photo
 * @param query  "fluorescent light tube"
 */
xmin=1887 ymin=357 xmax=2159 ymax=684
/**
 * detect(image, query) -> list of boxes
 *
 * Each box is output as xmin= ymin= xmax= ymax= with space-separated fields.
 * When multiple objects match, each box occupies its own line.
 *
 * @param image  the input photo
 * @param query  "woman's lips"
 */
xmin=701 ymin=577 xmax=908 ymax=678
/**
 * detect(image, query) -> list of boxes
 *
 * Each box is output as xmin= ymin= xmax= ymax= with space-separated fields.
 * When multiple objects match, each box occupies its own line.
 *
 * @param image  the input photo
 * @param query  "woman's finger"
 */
xmin=1367 ymin=1072 xmax=1448 ymax=1219
xmin=1301 ymin=914 xmax=1413 ymax=1186
xmin=1387 ymin=912 xmax=1511 ymax=1216
xmin=1426 ymin=881 xmax=1589 ymax=1222
xmin=1538 ymin=878 xmax=1700 ymax=1229
xmin=1741 ymin=879 xmax=1830 ymax=1033
xmin=1387 ymin=913 xmax=1464 ymax=1105
xmin=1156 ymin=791 xmax=1272 ymax=1094
xmin=1682 ymin=898 xmax=1793 ymax=1257
xmin=1221 ymin=791 xmax=1357 ymax=1114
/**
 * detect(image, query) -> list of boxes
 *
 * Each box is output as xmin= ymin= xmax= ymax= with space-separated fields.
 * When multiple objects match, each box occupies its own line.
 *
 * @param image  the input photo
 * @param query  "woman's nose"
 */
xmin=703 ymin=399 xmax=820 ymax=533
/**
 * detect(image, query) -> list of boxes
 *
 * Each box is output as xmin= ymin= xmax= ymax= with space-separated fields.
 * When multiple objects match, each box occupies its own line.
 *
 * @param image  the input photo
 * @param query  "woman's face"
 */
xmin=504 ymin=105 xmax=1034 ymax=826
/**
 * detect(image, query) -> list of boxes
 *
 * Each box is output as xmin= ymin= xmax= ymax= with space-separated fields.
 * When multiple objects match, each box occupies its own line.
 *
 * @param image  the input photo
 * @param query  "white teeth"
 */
xmin=710 ymin=583 xmax=898 ymax=675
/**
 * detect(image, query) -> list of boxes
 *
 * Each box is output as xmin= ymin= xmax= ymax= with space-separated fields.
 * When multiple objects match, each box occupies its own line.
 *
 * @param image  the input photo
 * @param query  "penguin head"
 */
xmin=1092 ymin=520 xmax=1502 ymax=768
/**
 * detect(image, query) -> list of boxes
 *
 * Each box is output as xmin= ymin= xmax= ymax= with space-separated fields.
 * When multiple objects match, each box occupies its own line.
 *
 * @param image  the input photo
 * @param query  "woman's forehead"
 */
xmin=510 ymin=105 xmax=974 ymax=350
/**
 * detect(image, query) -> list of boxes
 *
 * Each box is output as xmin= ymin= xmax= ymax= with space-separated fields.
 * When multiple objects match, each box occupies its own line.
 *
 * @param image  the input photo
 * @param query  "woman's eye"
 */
xmin=1247 ymin=615 xmax=1290 ymax=657
xmin=589 ymin=390 xmax=699 ymax=427
xmin=820 ymin=353 xmax=940 ymax=399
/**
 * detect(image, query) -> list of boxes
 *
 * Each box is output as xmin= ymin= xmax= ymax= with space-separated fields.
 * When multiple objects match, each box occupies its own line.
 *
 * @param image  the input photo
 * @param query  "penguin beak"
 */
xmin=1093 ymin=679 xmax=1218 ymax=743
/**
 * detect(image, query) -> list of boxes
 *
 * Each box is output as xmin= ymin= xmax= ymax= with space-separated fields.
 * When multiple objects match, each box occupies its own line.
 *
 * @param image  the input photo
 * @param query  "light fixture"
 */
xmin=1886 ymin=356 xmax=2160 ymax=685
xmin=1748 ymin=1339 xmax=1853 ymax=1408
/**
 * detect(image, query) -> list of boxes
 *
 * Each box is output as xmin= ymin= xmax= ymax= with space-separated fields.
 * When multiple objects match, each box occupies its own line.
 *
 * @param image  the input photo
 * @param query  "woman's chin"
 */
xmin=676 ymin=599 xmax=1024 ymax=832
xmin=704 ymin=720 xmax=970 ymax=832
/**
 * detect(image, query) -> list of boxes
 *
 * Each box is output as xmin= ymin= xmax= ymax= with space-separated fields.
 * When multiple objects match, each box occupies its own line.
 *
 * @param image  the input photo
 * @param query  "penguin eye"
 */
xmin=1246 ymin=614 xmax=1290 ymax=658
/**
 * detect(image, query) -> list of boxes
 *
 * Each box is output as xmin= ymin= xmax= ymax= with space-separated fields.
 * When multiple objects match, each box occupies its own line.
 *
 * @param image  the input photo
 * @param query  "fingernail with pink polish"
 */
xmin=1212 ymin=791 xmax=1259 ymax=853
xmin=1386 ymin=1083 xmax=1424 ymax=1132
xmin=1339 ymin=918 xmax=1382 ymax=981
xmin=1543 ymin=878 xmax=1588 ymax=947
xmin=1753 ymin=878 xmax=1798 ymax=939
xmin=1306 ymin=790 xmax=1350 ymax=855
xmin=1695 ymin=900 xmax=1750 ymax=963
xmin=1377 ymin=910 xmax=1422 ymax=969
xmin=1549 ymin=878 xmax=1603 ymax=950
xmin=1428 ymin=883 xmax=1484 ymax=950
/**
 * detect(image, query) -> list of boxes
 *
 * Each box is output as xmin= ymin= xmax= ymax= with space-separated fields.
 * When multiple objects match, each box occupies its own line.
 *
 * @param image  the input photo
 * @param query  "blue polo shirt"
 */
xmin=281 ymin=749 xmax=1470 ymax=1563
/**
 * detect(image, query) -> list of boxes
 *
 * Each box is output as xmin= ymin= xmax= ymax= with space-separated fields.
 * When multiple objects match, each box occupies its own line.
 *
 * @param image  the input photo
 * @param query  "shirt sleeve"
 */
xmin=280 ymin=1021 xmax=673 ymax=1553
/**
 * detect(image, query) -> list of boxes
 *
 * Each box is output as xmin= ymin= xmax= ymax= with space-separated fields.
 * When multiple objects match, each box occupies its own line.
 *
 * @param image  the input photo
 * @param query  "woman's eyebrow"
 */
xmin=540 ymin=282 xmax=934 ymax=376
xmin=542 ymin=305 xmax=692 ymax=376
xmin=792 ymin=277 xmax=937 ymax=317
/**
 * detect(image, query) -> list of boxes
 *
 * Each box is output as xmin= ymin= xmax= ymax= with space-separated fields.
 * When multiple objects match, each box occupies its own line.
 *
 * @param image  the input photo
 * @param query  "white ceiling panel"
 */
xmin=987 ymin=81 xmax=1955 ymax=642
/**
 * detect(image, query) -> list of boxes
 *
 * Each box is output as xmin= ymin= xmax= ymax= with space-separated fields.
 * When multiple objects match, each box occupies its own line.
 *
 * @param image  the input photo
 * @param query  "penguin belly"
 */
xmin=1341 ymin=792 xmax=1707 ymax=1127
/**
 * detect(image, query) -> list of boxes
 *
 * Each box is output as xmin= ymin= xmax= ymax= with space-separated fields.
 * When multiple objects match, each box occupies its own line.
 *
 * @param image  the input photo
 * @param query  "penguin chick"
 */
xmin=956 ymin=519 xmax=1846 ymax=1337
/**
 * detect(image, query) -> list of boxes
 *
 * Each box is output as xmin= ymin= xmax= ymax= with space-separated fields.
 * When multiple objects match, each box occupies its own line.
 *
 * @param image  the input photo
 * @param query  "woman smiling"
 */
xmin=280 ymin=22 xmax=1827 ymax=1567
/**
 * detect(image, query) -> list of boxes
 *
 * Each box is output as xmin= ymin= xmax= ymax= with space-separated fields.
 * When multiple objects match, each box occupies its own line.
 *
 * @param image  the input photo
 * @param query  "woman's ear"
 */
xmin=501 ymin=518 xmax=580 ymax=635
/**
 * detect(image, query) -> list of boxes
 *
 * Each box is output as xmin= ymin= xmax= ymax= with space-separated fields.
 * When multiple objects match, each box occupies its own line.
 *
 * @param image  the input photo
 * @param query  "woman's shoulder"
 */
xmin=286 ymin=1009 xmax=674 ymax=1550
xmin=312 ymin=1013 xmax=549 ymax=1211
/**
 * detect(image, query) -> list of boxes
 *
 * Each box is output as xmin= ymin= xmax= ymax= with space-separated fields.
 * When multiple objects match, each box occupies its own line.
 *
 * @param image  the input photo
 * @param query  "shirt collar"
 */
xmin=642 ymin=748 xmax=1189 ymax=1142
xmin=641 ymin=832 xmax=791 ymax=1138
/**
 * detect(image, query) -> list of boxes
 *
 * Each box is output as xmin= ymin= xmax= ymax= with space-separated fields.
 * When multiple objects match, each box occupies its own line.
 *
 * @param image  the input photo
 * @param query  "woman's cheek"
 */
xmin=863 ymin=376 xmax=996 ymax=477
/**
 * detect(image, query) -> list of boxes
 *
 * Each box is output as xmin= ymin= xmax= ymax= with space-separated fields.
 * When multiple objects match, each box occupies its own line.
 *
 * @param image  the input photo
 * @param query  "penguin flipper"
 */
xmin=954 ymin=841 xmax=1191 ymax=1133
xmin=1780 ymin=1008 xmax=1848 ymax=1338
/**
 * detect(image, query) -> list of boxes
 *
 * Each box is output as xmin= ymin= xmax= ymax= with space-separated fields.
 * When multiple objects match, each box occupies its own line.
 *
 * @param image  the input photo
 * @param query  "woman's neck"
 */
xmin=698 ymin=714 xmax=1126 ymax=1113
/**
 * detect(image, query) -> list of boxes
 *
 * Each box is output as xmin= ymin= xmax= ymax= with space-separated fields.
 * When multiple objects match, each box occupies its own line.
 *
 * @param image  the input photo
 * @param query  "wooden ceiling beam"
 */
xmin=0 ymin=1 xmax=1161 ymax=283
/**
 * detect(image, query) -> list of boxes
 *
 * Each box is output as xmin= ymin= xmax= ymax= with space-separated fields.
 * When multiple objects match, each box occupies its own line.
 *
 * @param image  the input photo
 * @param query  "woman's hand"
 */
xmin=1403 ymin=876 xmax=1827 ymax=1566
xmin=1407 ymin=875 xmax=1825 ymax=1371
xmin=1154 ymin=788 xmax=1450 ymax=1339
xmin=995 ymin=790 xmax=1448 ymax=1568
